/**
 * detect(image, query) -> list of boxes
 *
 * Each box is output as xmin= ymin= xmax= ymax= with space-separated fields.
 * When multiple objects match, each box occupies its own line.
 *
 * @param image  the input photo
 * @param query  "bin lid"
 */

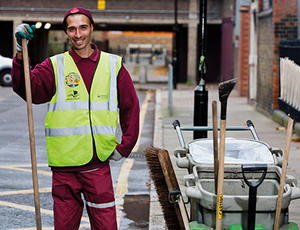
xmin=188 ymin=138 xmax=274 ymax=164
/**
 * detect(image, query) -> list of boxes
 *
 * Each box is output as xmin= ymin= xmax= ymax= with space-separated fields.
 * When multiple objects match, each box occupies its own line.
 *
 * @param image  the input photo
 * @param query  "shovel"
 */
xmin=215 ymin=78 xmax=237 ymax=230
xmin=22 ymin=38 xmax=42 ymax=230
xmin=242 ymin=164 xmax=267 ymax=230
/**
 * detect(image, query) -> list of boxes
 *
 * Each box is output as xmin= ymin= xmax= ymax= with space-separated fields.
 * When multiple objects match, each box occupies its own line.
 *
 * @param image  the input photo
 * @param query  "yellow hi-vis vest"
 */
xmin=46 ymin=51 xmax=122 ymax=167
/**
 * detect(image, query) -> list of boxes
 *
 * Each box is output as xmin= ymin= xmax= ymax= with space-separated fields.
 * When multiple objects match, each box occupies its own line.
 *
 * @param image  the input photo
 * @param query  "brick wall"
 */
xmin=106 ymin=31 xmax=173 ymax=53
xmin=255 ymin=0 xmax=298 ymax=115
xmin=272 ymin=0 xmax=298 ymax=109
xmin=0 ymin=0 xmax=188 ymax=11
xmin=257 ymin=13 xmax=273 ymax=114
xmin=106 ymin=0 xmax=189 ymax=11
xmin=0 ymin=0 xmax=190 ymax=24
xmin=113 ymin=32 xmax=172 ymax=48
xmin=0 ymin=0 xmax=97 ymax=9
xmin=238 ymin=5 xmax=250 ymax=97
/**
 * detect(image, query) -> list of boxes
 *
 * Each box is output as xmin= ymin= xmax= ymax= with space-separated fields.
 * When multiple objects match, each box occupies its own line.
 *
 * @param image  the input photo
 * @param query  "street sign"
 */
xmin=98 ymin=0 xmax=106 ymax=10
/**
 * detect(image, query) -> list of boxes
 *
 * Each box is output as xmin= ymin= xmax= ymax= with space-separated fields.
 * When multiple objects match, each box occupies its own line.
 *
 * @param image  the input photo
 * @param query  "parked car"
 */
xmin=0 ymin=55 xmax=12 ymax=86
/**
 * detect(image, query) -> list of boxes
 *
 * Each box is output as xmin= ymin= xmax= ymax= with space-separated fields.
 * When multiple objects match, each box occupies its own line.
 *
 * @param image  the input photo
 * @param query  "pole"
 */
xmin=173 ymin=0 xmax=179 ymax=89
xmin=193 ymin=0 xmax=208 ymax=139
xmin=198 ymin=0 xmax=207 ymax=80
xmin=22 ymin=38 xmax=42 ymax=230
xmin=298 ymin=0 xmax=300 ymax=39
xmin=168 ymin=64 xmax=173 ymax=116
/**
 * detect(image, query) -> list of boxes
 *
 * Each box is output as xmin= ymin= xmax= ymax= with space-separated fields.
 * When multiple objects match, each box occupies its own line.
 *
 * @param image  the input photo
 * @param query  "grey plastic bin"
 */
xmin=184 ymin=165 xmax=300 ymax=229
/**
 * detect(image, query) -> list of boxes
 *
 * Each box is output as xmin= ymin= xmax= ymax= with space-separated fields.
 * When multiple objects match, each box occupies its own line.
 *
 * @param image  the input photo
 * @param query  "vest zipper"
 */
xmin=89 ymin=94 xmax=94 ymax=134
xmin=88 ymin=52 xmax=101 ymax=152
xmin=89 ymin=94 xmax=97 ymax=155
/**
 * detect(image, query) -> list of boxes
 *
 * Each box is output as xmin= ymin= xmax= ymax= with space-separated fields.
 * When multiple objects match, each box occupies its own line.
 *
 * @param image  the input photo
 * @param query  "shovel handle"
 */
xmin=241 ymin=164 xmax=267 ymax=188
xmin=22 ymin=38 xmax=42 ymax=230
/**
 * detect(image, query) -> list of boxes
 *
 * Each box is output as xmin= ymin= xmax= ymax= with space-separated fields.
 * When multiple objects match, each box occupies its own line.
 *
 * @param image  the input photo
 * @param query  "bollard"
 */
xmin=139 ymin=65 xmax=147 ymax=84
xmin=193 ymin=78 xmax=208 ymax=139
xmin=168 ymin=64 xmax=173 ymax=116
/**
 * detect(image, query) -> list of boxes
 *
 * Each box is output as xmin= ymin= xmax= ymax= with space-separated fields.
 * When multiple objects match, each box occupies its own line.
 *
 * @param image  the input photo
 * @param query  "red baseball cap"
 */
xmin=63 ymin=7 xmax=95 ymax=28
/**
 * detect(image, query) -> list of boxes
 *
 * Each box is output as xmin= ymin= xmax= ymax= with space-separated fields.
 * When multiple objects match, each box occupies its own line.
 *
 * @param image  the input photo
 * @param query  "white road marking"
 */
xmin=0 ymin=187 xmax=51 ymax=196
xmin=115 ymin=158 xmax=135 ymax=229
xmin=132 ymin=90 xmax=153 ymax=152
xmin=0 ymin=166 xmax=52 ymax=176
xmin=0 ymin=164 xmax=51 ymax=176
xmin=0 ymin=200 xmax=53 ymax=214
xmin=0 ymin=200 xmax=90 ymax=230
xmin=0 ymin=201 xmax=90 ymax=221
xmin=0 ymin=164 xmax=49 ymax=168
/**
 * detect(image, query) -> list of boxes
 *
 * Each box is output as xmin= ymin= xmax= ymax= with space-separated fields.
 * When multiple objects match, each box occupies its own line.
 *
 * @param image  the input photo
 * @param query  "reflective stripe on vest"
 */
xmin=46 ymin=51 xmax=122 ymax=167
xmin=48 ymin=101 xmax=114 ymax=112
xmin=109 ymin=54 xmax=118 ymax=112
xmin=45 ymin=126 xmax=116 ymax=137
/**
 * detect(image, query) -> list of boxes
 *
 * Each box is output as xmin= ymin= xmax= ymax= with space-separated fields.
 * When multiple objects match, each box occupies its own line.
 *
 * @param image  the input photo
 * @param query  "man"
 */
xmin=12 ymin=7 xmax=139 ymax=230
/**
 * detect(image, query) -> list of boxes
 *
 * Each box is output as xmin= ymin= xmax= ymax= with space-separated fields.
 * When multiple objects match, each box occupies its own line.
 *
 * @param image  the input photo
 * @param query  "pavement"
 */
xmin=136 ymin=82 xmax=300 ymax=229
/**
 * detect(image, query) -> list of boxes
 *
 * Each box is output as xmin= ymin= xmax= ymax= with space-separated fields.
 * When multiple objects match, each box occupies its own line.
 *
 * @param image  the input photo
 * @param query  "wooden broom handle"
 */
xmin=22 ymin=39 xmax=42 ymax=230
xmin=274 ymin=117 xmax=294 ymax=230
xmin=215 ymin=119 xmax=226 ymax=230
xmin=212 ymin=101 xmax=218 ymax=195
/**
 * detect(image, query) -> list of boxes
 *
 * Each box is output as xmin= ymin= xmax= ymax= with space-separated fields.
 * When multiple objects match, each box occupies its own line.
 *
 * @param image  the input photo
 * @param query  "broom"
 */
xmin=144 ymin=146 xmax=190 ymax=230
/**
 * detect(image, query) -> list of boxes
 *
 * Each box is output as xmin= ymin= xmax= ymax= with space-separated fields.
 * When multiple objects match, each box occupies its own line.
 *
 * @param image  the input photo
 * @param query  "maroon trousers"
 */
xmin=52 ymin=165 xmax=117 ymax=230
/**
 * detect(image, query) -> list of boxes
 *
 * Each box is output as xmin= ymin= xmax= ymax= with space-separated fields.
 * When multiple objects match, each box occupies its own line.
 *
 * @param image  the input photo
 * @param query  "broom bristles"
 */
xmin=144 ymin=146 xmax=181 ymax=230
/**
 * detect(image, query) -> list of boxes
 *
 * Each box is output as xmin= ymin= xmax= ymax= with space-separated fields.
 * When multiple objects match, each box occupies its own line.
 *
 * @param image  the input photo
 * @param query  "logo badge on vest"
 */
xmin=72 ymin=90 xmax=79 ymax=98
xmin=65 ymin=72 xmax=80 ymax=87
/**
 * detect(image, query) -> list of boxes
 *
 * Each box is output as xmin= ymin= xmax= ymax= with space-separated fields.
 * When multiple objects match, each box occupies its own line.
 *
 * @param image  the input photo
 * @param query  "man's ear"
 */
xmin=91 ymin=24 xmax=94 ymax=32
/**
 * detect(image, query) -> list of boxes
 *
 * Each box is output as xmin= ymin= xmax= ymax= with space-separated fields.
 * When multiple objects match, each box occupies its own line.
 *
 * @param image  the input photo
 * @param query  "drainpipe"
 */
xmin=298 ymin=0 xmax=300 ymax=39
xmin=173 ymin=0 xmax=179 ymax=89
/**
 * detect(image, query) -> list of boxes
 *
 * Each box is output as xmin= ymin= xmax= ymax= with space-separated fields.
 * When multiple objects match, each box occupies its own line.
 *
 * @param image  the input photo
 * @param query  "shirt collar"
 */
xmin=69 ymin=43 xmax=99 ymax=63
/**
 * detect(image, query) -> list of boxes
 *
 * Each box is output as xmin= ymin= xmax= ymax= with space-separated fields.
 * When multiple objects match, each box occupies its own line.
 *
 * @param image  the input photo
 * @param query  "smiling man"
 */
xmin=63 ymin=8 xmax=94 ymax=56
xmin=11 ymin=7 xmax=140 ymax=230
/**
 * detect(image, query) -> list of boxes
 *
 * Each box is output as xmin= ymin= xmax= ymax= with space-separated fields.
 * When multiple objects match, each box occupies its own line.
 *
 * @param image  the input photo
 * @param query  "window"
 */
xmin=263 ymin=0 xmax=272 ymax=11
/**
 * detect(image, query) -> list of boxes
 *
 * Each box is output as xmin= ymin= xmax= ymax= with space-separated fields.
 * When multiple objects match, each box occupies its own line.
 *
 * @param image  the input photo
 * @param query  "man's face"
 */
xmin=66 ymin=14 xmax=94 ymax=51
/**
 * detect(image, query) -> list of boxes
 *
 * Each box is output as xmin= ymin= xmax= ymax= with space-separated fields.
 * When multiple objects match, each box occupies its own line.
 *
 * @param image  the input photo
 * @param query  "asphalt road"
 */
xmin=0 ymin=86 xmax=154 ymax=230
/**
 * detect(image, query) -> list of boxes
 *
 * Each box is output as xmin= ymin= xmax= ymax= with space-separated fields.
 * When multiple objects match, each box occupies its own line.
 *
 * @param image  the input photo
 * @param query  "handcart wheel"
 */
xmin=241 ymin=164 xmax=267 ymax=230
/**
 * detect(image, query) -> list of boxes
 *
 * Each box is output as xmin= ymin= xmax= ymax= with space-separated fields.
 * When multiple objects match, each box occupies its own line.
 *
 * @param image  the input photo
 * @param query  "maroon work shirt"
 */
xmin=12 ymin=44 xmax=140 ymax=172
